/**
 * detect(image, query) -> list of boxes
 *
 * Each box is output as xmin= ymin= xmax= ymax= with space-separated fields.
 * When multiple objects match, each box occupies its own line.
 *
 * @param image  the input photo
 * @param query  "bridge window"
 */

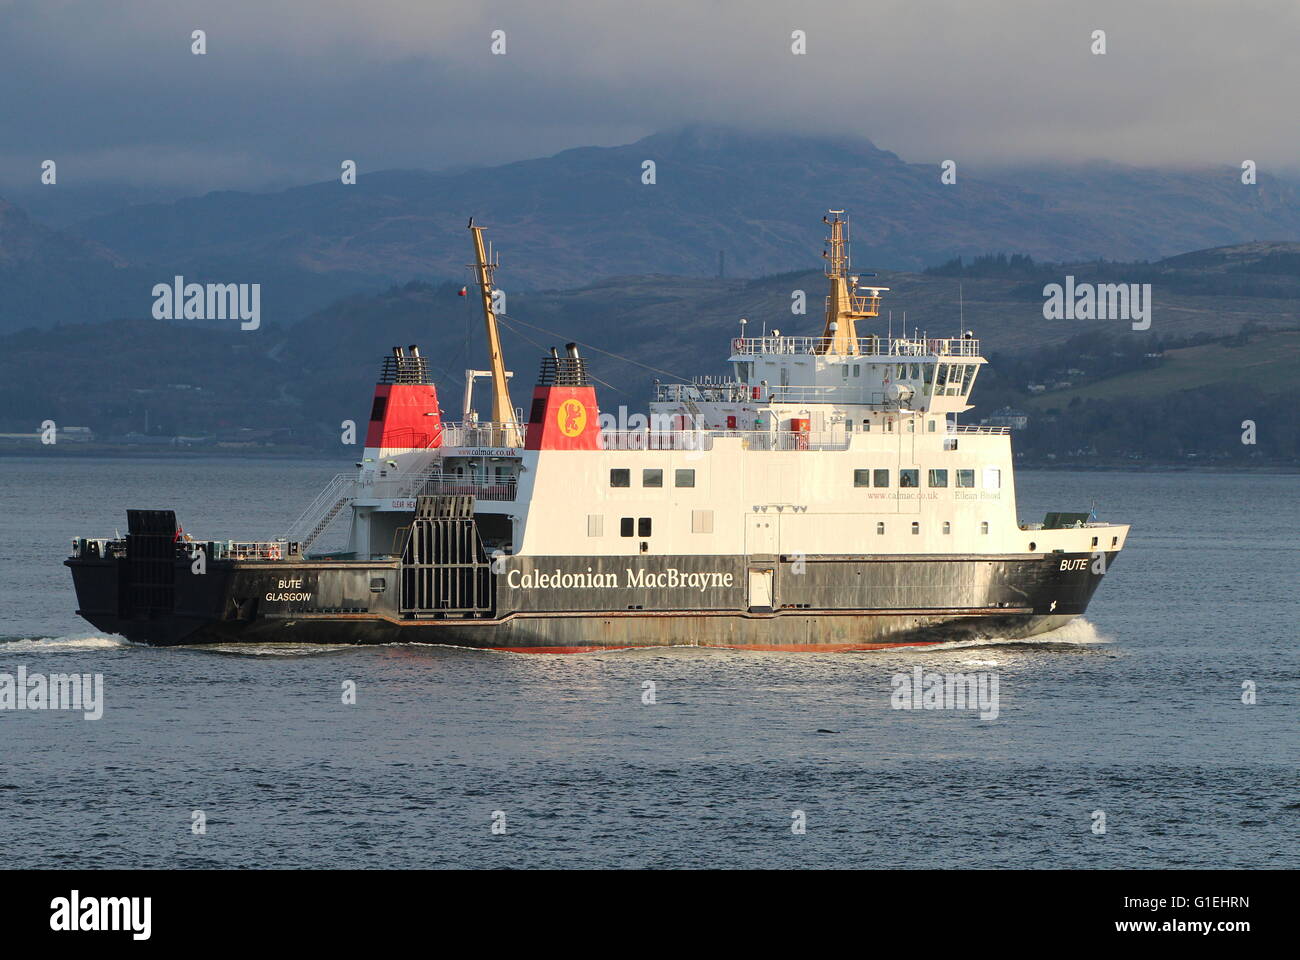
xmin=961 ymin=365 xmax=977 ymax=394
xmin=643 ymin=468 xmax=663 ymax=488
xmin=854 ymin=469 xmax=872 ymax=488
xmin=957 ymin=469 xmax=975 ymax=488
xmin=610 ymin=469 xmax=630 ymax=488
xmin=620 ymin=517 xmax=634 ymax=537
xmin=638 ymin=517 xmax=653 ymax=537
xmin=675 ymin=468 xmax=695 ymax=488
xmin=873 ymin=469 xmax=890 ymax=487
xmin=876 ymin=522 xmax=885 ymax=535
xmin=928 ymin=469 xmax=948 ymax=488
xmin=899 ymin=469 xmax=919 ymax=488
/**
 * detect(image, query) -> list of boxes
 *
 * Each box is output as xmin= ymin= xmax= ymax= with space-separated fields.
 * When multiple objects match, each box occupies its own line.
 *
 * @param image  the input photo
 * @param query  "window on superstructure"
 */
xmin=961 ymin=365 xmax=977 ymax=395
xmin=842 ymin=365 xmax=849 ymax=379
xmin=923 ymin=364 xmax=934 ymax=386
xmin=643 ymin=468 xmax=663 ymax=488
xmin=638 ymin=518 xmax=652 ymax=537
xmin=957 ymin=469 xmax=975 ymax=488
xmin=853 ymin=364 xmax=860 ymax=377
xmin=928 ymin=469 xmax=948 ymax=488
xmin=981 ymin=522 xmax=989 ymax=534
xmin=620 ymin=518 xmax=634 ymax=537
xmin=911 ymin=522 xmax=920 ymax=535
xmin=907 ymin=419 xmax=914 ymax=433
xmin=854 ymin=470 xmax=872 ymax=488
xmin=610 ymin=469 xmax=630 ymax=488
xmin=983 ymin=468 xmax=1001 ymax=490
xmin=928 ymin=419 xmax=936 ymax=432
xmin=910 ymin=364 xmax=920 ymax=379
xmin=1091 ymin=536 xmax=1099 ymax=547
xmin=675 ymin=469 xmax=695 ymax=488
xmin=943 ymin=521 xmax=951 ymax=535
xmin=873 ymin=469 xmax=890 ymax=487
xmin=899 ymin=469 xmax=918 ymax=488
xmin=863 ymin=419 xmax=871 ymax=432
xmin=876 ymin=522 xmax=885 ymax=535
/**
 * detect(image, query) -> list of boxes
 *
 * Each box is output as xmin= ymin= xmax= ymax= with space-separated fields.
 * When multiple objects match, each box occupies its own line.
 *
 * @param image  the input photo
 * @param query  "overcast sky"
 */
xmin=2 ymin=0 xmax=1297 ymax=193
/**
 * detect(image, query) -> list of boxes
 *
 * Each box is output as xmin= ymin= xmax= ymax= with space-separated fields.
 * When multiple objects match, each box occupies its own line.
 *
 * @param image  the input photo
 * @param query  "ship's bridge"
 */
xmin=655 ymin=333 xmax=984 ymax=413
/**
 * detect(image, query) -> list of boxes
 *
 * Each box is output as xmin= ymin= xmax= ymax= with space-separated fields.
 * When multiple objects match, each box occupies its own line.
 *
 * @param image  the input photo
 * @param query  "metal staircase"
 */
xmin=284 ymin=473 xmax=356 ymax=555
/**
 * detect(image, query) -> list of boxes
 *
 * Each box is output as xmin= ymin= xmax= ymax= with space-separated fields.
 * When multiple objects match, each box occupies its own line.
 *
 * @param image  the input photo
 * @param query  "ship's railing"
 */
xmin=654 ymin=381 xmax=907 ymax=407
xmin=440 ymin=421 xmax=527 ymax=449
xmin=730 ymin=335 xmax=980 ymax=357
xmin=69 ymin=537 xmax=126 ymax=559
xmin=225 ymin=540 xmax=292 ymax=561
xmin=599 ymin=429 xmax=851 ymax=452
xmin=366 ymin=472 xmax=517 ymax=501
xmin=949 ymin=424 xmax=1011 ymax=435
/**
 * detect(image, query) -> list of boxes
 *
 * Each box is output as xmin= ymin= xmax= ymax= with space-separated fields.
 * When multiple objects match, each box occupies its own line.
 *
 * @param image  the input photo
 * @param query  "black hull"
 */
xmin=67 ymin=550 xmax=1117 ymax=652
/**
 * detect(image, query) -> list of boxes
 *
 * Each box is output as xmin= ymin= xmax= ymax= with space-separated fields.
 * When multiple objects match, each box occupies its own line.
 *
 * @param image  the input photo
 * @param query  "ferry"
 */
xmin=66 ymin=212 xmax=1128 ymax=651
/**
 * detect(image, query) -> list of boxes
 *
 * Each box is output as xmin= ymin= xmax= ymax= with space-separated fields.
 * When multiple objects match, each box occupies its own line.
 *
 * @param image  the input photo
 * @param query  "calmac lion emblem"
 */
xmin=557 ymin=399 xmax=587 ymax=437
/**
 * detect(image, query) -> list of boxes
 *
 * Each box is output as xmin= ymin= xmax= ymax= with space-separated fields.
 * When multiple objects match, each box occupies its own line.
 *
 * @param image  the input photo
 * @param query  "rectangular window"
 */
xmin=691 ymin=509 xmax=714 ymax=534
xmin=620 ymin=517 xmax=634 ymax=537
xmin=876 ymin=522 xmax=885 ymax=535
xmin=610 ymin=469 xmax=630 ymax=488
xmin=674 ymin=468 xmax=695 ymax=488
xmin=928 ymin=469 xmax=948 ymax=488
xmin=911 ymin=522 xmax=920 ymax=535
xmin=928 ymin=419 xmax=936 ymax=432
xmin=899 ymin=469 xmax=919 ymax=488
xmin=854 ymin=469 xmax=872 ymax=488
xmin=983 ymin=467 xmax=1001 ymax=490
xmin=981 ymin=521 xmax=990 ymax=534
xmin=957 ymin=469 xmax=975 ymax=488
xmin=961 ymin=364 xmax=977 ymax=395
xmin=873 ymin=469 xmax=890 ymax=488
xmin=587 ymin=515 xmax=603 ymax=537
xmin=942 ymin=521 xmax=951 ymax=535
xmin=642 ymin=468 xmax=663 ymax=488
xmin=637 ymin=517 xmax=652 ymax=538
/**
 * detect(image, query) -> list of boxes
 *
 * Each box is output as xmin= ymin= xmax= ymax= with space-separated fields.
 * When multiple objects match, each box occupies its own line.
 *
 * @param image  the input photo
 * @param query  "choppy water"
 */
xmin=1 ymin=456 xmax=1296 ymax=868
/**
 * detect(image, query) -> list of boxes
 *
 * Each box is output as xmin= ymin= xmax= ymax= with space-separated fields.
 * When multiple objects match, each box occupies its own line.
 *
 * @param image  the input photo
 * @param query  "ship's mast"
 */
xmin=815 ymin=210 xmax=885 ymax=355
xmin=468 ymin=218 xmax=521 ymax=447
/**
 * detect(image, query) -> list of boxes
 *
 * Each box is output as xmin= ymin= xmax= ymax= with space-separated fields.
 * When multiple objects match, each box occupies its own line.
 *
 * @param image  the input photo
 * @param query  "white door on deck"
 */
xmin=747 ymin=569 xmax=773 ymax=609
xmin=745 ymin=514 xmax=778 ymax=555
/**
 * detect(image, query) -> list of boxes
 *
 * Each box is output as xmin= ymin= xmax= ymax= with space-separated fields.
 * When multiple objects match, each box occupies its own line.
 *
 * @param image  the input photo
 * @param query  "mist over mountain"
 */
xmin=3 ymin=126 xmax=1299 ymax=334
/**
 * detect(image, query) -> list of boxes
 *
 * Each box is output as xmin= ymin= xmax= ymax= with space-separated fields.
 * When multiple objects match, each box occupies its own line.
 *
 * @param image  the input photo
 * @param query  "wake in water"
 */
xmin=919 ymin=617 xmax=1115 ymax=653
xmin=0 ymin=634 xmax=134 ymax=652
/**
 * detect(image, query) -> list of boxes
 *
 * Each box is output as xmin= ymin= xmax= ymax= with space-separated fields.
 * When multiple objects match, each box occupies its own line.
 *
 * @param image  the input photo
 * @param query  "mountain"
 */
xmin=40 ymin=125 xmax=1300 ymax=306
